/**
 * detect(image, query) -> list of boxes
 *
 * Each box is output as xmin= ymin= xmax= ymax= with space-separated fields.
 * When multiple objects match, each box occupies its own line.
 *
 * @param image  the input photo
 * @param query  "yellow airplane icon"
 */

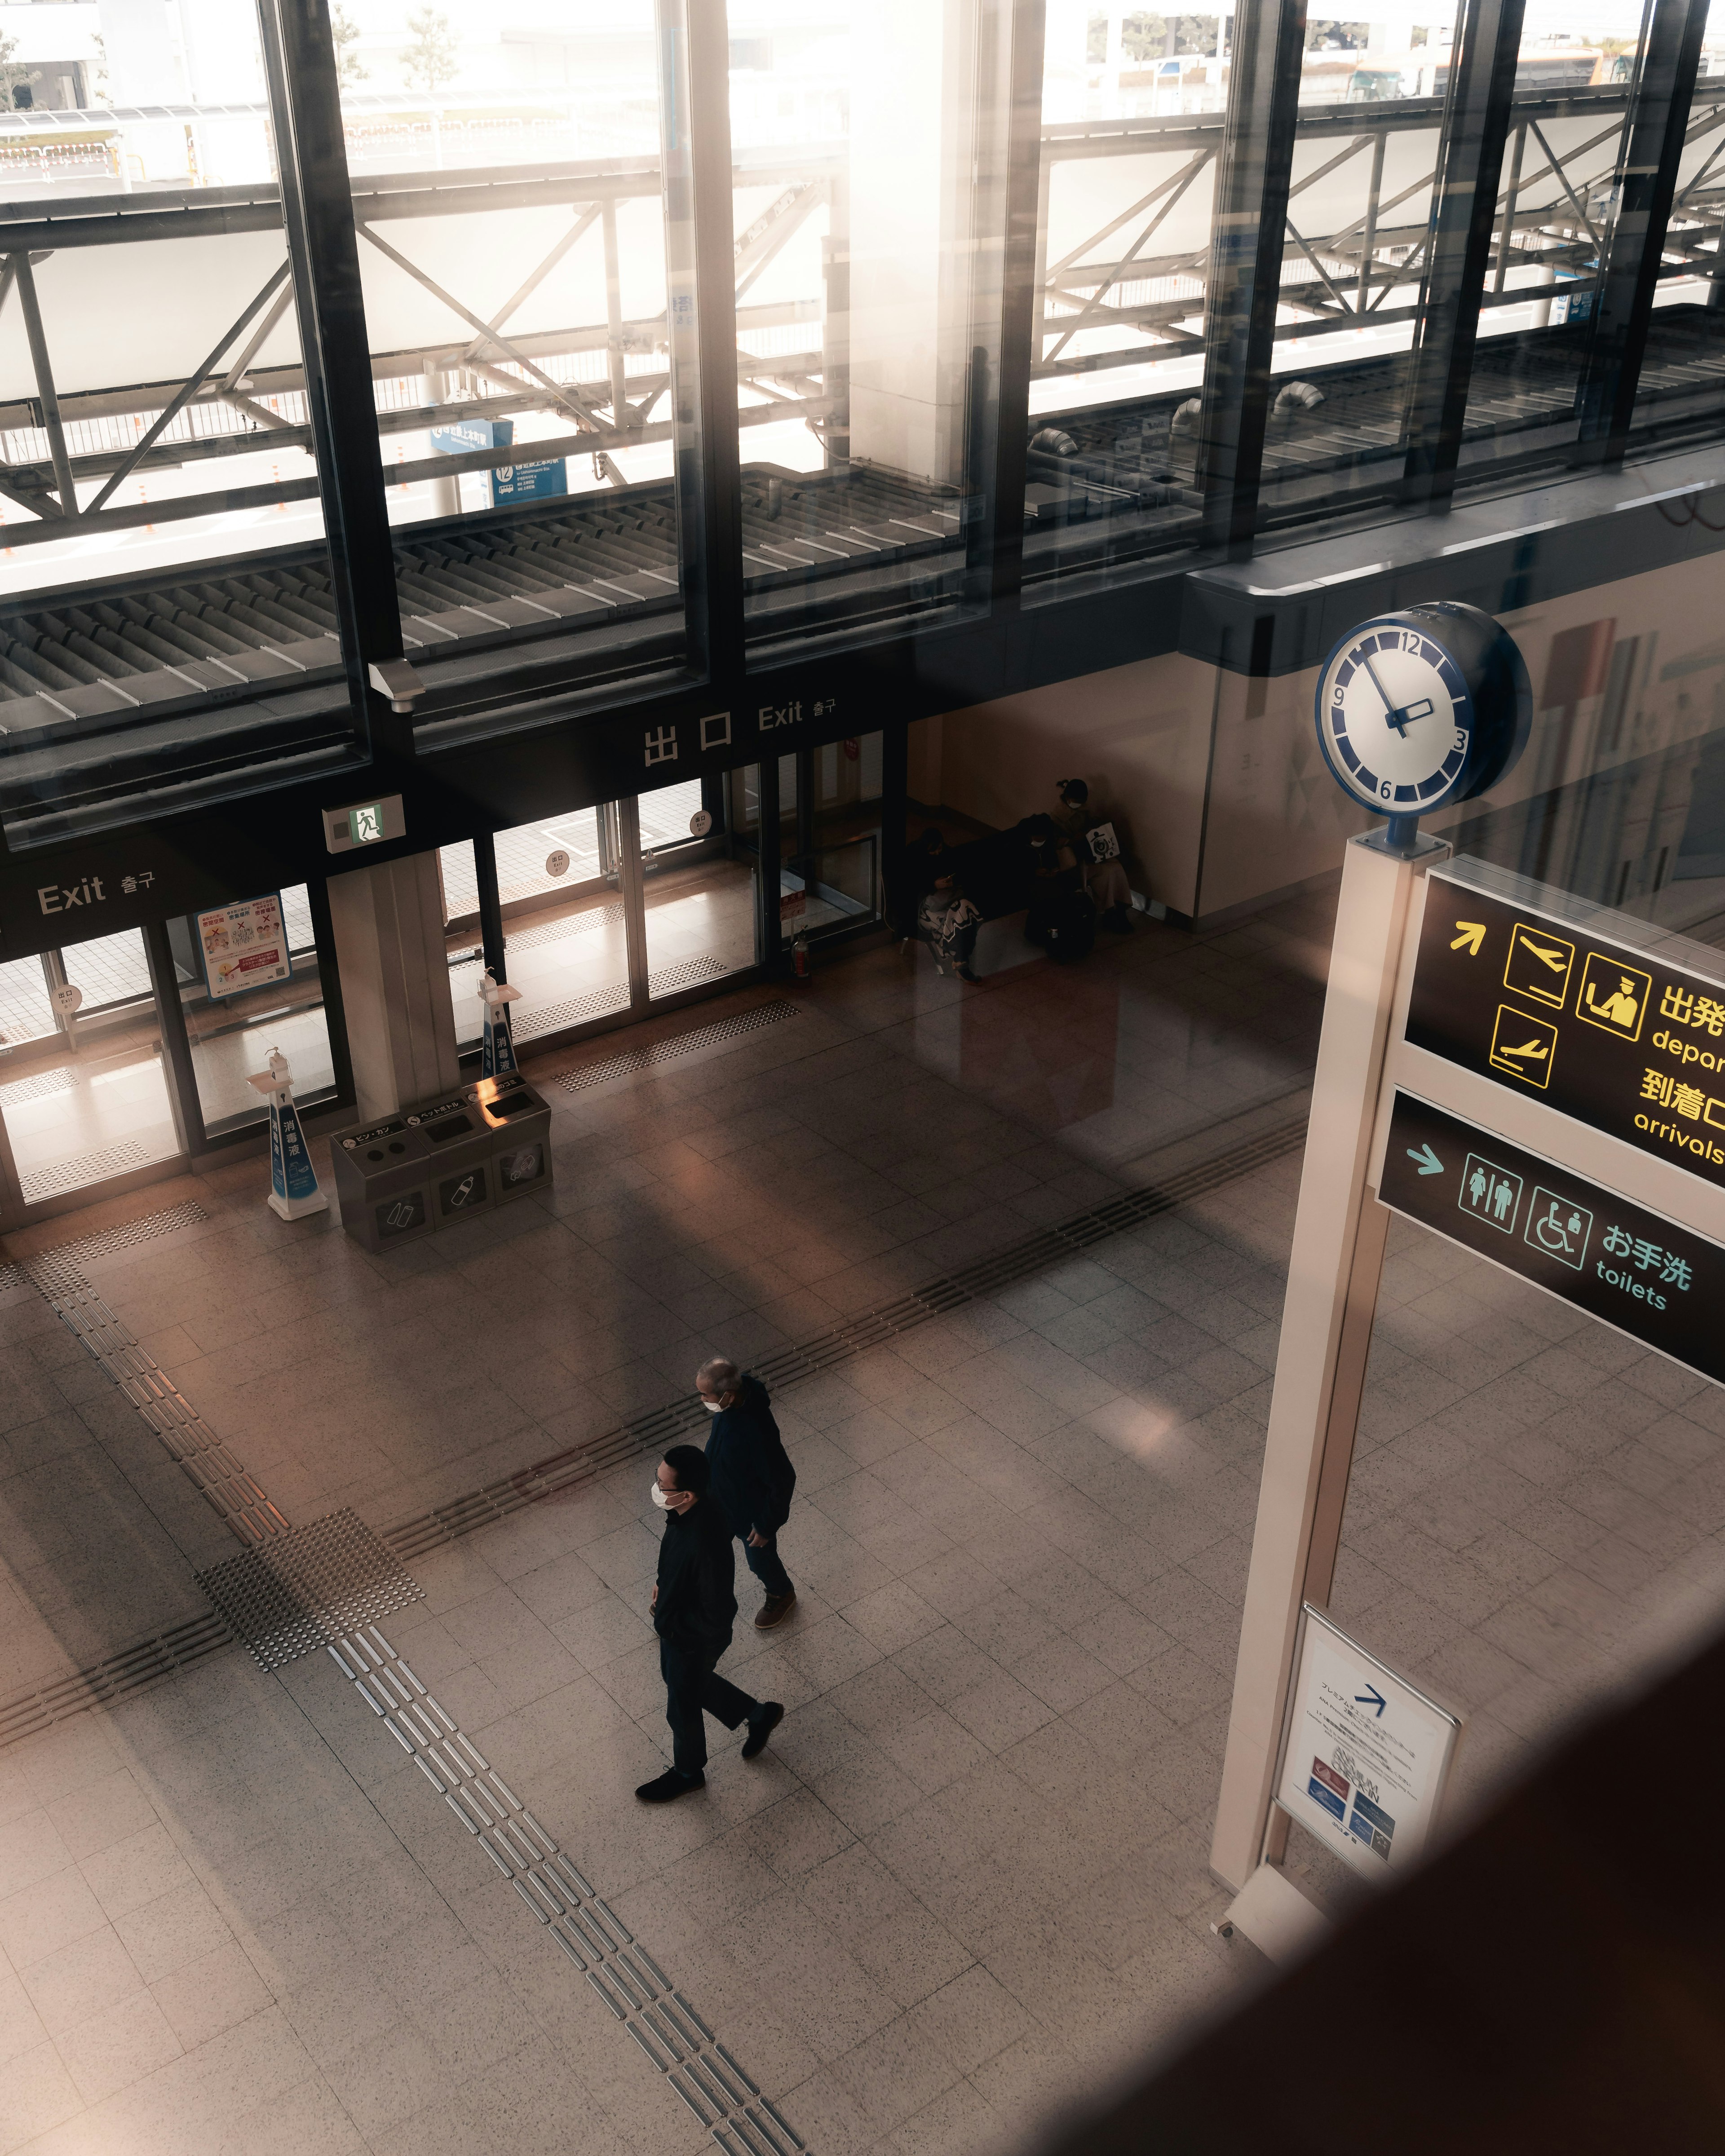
xmin=1517 ymin=936 xmax=1569 ymax=974
xmin=1501 ymin=1037 xmax=1550 ymax=1060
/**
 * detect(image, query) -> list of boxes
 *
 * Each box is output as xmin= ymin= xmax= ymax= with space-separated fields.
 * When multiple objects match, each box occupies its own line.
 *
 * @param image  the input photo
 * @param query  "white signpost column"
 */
xmin=1211 ymin=830 xmax=1451 ymax=1899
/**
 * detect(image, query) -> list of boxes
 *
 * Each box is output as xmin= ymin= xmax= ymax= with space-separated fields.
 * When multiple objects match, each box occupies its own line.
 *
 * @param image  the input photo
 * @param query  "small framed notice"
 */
xmin=1273 ymin=1603 xmax=1463 ymax=1880
xmin=197 ymin=893 xmax=292 ymax=1001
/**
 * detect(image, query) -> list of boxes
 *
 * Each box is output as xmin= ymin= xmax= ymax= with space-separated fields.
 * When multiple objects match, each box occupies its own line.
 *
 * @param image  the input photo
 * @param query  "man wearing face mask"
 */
xmin=696 ymin=1357 xmax=797 ymax=1629
xmin=639 ymin=1444 xmax=783 ymax=1803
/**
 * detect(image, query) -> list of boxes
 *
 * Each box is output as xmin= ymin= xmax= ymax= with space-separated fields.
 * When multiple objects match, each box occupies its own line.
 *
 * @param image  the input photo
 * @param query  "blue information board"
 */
xmin=429 ymin=415 xmax=567 ymax=508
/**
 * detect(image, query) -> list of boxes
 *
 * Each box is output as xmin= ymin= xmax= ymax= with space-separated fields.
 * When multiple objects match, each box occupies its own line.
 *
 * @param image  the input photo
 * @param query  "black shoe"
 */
xmin=636 ymin=1768 xmax=704 ymax=1803
xmin=1104 ymin=906 xmax=1136 ymax=933
xmin=956 ymin=965 xmax=979 ymax=984
xmin=741 ymin=1704 xmax=784 ymax=1760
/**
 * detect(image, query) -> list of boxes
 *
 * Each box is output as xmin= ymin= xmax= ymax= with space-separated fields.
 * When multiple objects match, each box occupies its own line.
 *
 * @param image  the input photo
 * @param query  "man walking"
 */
xmin=638 ymin=1445 xmax=783 ymax=1804
xmin=697 ymin=1357 xmax=797 ymax=1628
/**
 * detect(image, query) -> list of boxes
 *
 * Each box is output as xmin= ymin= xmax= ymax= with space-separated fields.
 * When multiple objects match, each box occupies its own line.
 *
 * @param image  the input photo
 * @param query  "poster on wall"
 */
xmin=197 ymin=893 xmax=292 ymax=1000
xmin=1274 ymin=1604 xmax=1463 ymax=1880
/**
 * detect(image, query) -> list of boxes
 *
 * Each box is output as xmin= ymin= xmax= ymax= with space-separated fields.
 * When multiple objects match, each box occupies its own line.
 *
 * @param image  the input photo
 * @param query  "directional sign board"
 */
xmin=1405 ymin=865 xmax=1725 ymax=1195
xmin=1380 ymin=1090 xmax=1724 ymax=1385
xmin=1274 ymin=1603 xmax=1462 ymax=1879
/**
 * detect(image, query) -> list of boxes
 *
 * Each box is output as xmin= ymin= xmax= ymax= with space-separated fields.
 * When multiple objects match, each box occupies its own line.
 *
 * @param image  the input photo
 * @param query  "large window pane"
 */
xmin=733 ymin=1 xmax=1012 ymax=655
xmin=1026 ymin=2 xmax=1227 ymax=590
xmin=335 ymin=5 xmax=693 ymax=716
xmin=1459 ymin=5 xmax=1658 ymax=484
xmin=169 ymin=884 xmax=341 ymax=1141
xmin=0 ymin=9 xmax=358 ymax=850
xmin=1630 ymin=55 xmax=1725 ymax=443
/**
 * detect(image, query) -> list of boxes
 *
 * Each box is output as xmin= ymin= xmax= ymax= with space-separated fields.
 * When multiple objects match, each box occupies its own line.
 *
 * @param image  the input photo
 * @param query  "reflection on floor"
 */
xmin=4 ymin=891 xmax=1723 ymax=2156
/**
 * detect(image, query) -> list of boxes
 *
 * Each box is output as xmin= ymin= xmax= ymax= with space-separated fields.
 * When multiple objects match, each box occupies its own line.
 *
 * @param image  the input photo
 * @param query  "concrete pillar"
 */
xmin=325 ymin=850 xmax=461 ymax=1121
xmin=846 ymin=0 xmax=986 ymax=488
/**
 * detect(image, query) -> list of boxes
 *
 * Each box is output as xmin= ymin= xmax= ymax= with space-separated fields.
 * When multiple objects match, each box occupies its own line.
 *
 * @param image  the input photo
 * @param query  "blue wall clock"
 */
xmin=1314 ymin=601 xmax=1532 ymax=850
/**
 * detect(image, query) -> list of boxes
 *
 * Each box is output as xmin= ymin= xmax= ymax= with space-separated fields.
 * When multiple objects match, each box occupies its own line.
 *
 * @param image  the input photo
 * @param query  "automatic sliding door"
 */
xmin=0 ymin=933 xmax=181 ymax=1211
xmin=641 ymin=777 xmax=759 ymax=1003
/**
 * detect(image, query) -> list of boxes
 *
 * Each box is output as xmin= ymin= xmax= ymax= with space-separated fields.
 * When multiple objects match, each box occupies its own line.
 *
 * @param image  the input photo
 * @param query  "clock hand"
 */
xmin=1358 ymin=649 xmax=1410 ymax=736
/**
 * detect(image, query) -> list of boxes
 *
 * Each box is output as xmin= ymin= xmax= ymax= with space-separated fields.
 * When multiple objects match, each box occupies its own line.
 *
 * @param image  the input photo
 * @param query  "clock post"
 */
xmin=1209 ymin=604 xmax=1533 ymax=1937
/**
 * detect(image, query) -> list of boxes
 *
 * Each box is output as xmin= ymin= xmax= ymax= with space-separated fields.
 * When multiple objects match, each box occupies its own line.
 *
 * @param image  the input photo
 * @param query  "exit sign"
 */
xmin=323 ymin=795 xmax=405 ymax=853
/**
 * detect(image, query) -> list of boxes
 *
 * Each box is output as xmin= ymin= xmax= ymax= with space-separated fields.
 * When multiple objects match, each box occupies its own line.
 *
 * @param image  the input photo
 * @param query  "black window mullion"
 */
xmin=473 ymin=831 xmax=506 ymax=983
xmin=255 ymin=0 xmax=410 ymax=761
xmin=657 ymin=0 xmax=743 ymax=689
xmin=1196 ymin=0 xmax=1308 ymax=560
xmin=306 ymin=875 xmax=356 ymax=1116
xmin=1575 ymin=0 xmax=1712 ymax=468
xmin=142 ymin=919 xmax=205 ymax=1161
xmin=983 ymin=0 xmax=1046 ymax=614
xmin=1400 ymin=0 xmax=1529 ymax=512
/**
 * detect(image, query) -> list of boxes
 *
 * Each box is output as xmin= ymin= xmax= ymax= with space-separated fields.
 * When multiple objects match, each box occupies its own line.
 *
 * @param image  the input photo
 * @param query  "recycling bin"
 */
xmin=404 ymin=1087 xmax=498 ymax=1225
xmin=473 ymin=1072 xmax=553 ymax=1206
xmin=329 ymin=1115 xmax=436 ymax=1251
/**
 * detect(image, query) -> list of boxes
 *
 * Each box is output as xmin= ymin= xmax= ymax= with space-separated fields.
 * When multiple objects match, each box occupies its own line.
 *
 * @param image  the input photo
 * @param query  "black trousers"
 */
xmin=659 ymin=1636 xmax=759 ymax=1774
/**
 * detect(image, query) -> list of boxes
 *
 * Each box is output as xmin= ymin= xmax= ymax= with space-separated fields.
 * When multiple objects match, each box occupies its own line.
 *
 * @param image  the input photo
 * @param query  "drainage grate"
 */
xmin=198 ymin=1510 xmax=424 ymax=1671
xmin=21 ymin=1141 xmax=150 ymax=1203
xmin=385 ymin=1109 xmax=1308 ymax=1563
xmin=550 ymin=999 xmax=801 ymax=1096
xmin=330 ymin=1624 xmax=805 ymax=2156
xmin=0 ymin=1609 xmax=234 ymax=1750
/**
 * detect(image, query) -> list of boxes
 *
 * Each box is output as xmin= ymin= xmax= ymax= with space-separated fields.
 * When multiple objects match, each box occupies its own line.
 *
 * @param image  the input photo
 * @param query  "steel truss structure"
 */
xmin=0 ymin=0 xmax=1719 ymax=852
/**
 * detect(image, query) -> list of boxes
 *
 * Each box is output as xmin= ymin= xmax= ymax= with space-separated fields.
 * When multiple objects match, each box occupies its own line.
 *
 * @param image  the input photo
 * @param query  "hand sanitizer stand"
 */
xmin=479 ymin=972 xmax=522 ymax=1077
xmin=248 ymin=1047 xmax=329 ymax=1221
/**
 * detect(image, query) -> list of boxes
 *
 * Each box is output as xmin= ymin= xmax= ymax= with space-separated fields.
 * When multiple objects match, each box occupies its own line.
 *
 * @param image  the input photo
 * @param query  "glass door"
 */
xmin=0 ymin=932 xmax=184 ymax=1213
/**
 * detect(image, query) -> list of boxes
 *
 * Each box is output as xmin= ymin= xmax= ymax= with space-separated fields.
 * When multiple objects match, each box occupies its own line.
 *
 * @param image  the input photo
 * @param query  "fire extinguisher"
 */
xmin=792 ymin=931 xmax=810 ymax=980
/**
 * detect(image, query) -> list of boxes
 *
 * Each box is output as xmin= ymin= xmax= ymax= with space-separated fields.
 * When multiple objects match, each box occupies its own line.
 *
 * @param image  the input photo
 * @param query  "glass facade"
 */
xmin=734 ymin=2 xmax=1013 ymax=651
xmin=0 ymin=0 xmax=1722 ymax=1039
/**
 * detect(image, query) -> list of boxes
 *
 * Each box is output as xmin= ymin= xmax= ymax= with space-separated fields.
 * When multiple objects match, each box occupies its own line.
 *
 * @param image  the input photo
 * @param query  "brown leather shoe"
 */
xmin=754 ymin=1590 xmax=796 ymax=1630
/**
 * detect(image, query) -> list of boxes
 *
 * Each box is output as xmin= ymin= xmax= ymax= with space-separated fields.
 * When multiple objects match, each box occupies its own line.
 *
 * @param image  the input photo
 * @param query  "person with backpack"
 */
xmin=697 ymin=1357 xmax=798 ymax=1628
xmin=1053 ymin=778 xmax=1136 ymax=932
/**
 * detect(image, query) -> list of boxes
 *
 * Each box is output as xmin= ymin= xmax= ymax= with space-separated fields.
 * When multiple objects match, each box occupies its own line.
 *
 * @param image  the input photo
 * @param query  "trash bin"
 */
xmin=405 ymin=1087 xmax=497 ymax=1225
xmin=329 ymin=1115 xmax=436 ymax=1251
xmin=473 ymin=1072 xmax=553 ymax=1206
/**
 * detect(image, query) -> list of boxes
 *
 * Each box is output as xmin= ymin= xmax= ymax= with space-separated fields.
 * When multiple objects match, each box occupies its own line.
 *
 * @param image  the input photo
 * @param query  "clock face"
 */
xmin=1316 ymin=619 xmax=1474 ymax=813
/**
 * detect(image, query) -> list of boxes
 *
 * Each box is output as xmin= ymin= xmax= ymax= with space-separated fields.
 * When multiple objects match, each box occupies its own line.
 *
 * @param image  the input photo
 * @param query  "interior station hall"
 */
xmin=3 ymin=0 xmax=1725 ymax=2149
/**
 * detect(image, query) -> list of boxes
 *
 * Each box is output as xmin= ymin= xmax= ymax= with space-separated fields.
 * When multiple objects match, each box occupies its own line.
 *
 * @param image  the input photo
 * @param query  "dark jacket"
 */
xmin=653 ymin=1499 xmax=737 ymax=1653
xmin=704 ymin=1374 xmax=796 ymax=1542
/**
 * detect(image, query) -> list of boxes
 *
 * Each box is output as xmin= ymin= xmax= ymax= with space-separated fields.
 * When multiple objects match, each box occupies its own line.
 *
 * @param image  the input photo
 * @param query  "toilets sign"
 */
xmin=1379 ymin=1091 xmax=1725 ymax=1386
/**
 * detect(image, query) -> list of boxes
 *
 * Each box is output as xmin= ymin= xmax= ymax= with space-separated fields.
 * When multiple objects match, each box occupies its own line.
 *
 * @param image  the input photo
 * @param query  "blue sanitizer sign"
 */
xmin=249 ymin=1048 xmax=328 ymax=1221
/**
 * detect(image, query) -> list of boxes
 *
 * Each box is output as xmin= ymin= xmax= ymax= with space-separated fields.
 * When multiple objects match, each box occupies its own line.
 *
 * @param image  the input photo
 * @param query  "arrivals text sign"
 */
xmin=1380 ymin=1091 xmax=1725 ymax=1386
xmin=1405 ymin=872 xmax=1725 ymax=1193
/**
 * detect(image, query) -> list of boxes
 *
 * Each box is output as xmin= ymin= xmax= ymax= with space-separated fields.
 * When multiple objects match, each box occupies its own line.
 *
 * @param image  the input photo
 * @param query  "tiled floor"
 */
xmin=3 ymin=888 xmax=1724 ymax=2156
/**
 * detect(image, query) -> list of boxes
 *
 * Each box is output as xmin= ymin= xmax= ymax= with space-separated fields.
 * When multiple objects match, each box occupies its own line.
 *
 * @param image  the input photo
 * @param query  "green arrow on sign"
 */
xmin=1407 ymin=1143 xmax=1444 ymax=1175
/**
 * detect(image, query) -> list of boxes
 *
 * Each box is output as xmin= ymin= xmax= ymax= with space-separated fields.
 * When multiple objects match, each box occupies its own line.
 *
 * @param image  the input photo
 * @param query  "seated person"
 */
xmin=1022 ymin=812 xmax=1081 ymax=946
xmin=916 ymin=846 xmax=983 ymax=983
xmin=1051 ymin=778 xmax=1136 ymax=932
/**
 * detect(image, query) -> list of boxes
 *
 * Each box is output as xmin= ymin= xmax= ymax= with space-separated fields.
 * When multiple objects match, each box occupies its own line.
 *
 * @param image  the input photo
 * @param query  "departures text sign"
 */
xmin=1274 ymin=1605 xmax=1461 ymax=1879
xmin=1380 ymin=1091 xmax=1725 ymax=1386
xmin=1404 ymin=874 xmax=1725 ymax=1193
